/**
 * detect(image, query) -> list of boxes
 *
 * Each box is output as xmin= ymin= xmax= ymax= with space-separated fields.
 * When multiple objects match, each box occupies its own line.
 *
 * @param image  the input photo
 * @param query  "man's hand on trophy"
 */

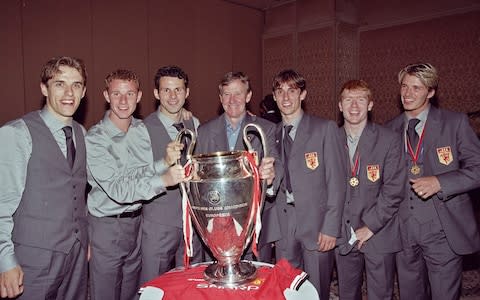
xmin=181 ymin=108 xmax=193 ymax=120
xmin=162 ymin=164 xmax=187 ymax=187
xmin=259 ymin=156 xmax=275 ymax=185
xmin=164 ymin=141 xmax=184 ymax=166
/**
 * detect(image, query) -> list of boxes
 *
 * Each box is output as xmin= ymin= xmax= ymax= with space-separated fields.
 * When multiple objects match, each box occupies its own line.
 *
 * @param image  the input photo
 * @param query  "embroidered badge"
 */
xmin=436 ymin=146 xmax=453 ymax=165
xmin=305 ymin=152 xmax=319 ymax=170
xmin=366 ymin=164 xmax=380 ymax=182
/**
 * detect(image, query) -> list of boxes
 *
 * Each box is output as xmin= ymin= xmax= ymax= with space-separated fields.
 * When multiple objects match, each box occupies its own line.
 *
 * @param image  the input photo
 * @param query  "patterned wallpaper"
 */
xmin=263 ymin=8 xmax=480 ymax=133
xmin=360 ymin=11 xmax=480 ymax=130
xmin=263 ymin=34 xmax=295 ymax=97
xmin=263 ymin=27 xmax=337 ymax=120
xmin=297 ymin=28 xmax=336 ymax=120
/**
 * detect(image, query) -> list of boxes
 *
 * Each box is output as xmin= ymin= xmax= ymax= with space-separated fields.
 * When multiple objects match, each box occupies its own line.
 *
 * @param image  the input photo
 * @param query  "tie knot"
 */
xmin=408 ymin=118 xmax=420 ymax=131
xmin=173 ymin=123 xmax=184 ymax=132
xmin=62 ymin=126 xmax=73 ymax=138
xmin=284 ymin=125 xmax=293 ymax=134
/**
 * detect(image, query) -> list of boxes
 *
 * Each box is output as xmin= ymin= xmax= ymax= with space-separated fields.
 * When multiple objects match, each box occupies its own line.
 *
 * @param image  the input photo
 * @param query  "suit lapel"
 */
xmin=422 ymin=106 xmax=442 ymax=173
xmin=212 ymin=115 xmax=229 ymax=151
xmin=358 ymin=122 xmax=376 ymax=164
xmin=290 ymin=114 xmax=310 ymax=157
xmin=275 ymin=123 xmax=283 ymax=158
xmin=422 ymin=106 xmax=441 ymax=152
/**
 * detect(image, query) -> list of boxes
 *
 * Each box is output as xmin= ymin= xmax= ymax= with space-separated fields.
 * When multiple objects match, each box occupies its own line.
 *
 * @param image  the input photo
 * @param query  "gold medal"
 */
xmin=349 ymin=177 xmax=359 ymax=187
xmin=410 ymin=164 xmax=421 ymax=175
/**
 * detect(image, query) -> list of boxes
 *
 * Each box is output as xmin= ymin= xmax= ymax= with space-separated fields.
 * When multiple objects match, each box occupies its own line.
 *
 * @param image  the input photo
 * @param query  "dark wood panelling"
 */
xmin=21 ymin=0 xmax=93 ymax=125
xmin=0 ymin=1 xmax=24 ymax=125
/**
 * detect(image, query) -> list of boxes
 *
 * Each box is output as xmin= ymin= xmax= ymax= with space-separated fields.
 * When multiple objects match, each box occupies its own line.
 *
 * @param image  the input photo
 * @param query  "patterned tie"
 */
xmin=407 ymin=118 xmax=420 ymax=149
xmin=283 ymin=125 xmax=293 ymax=193
xmin=62 ymin=126 xmax=75 ymax=169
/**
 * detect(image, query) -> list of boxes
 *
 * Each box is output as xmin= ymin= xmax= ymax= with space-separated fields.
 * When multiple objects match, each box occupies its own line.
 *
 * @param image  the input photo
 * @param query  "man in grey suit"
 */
xmin=0 ymin=56 xmax=88 ymax=299
xmin=141 ymin=66 xmax=204 ymax=284
xmin=195 ymin=71 xmax=279 ymax=262
xmin=272 ymin=69 xmax=346 ymax=299
xmin=335 ymin=80 xmax=406 ymax=300
xmin=387 ymin=63 xmax=480 ymax=300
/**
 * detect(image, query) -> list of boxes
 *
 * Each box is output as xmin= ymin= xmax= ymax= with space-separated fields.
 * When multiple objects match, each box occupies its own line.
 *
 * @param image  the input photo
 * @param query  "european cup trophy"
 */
xmin=176 ymin=123 xmax=267 ymax=286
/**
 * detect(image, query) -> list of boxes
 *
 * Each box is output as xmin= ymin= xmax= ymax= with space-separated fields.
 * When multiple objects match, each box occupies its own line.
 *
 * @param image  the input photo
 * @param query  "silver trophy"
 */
xmin=176 ymin=123 xmax=267 ymax=286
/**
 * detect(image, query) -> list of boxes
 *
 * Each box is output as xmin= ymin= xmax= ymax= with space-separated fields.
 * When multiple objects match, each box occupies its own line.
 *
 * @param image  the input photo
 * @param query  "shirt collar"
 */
xmin=405 ymin=103 xmax=430 ymax=125
xmin=282 ymin=109 xmax=303 ymax=129
xmin=224 ymin=113 xmax=246 ymax=131
xmin=157 ymin=109 xmax=182 ymax=128
xmin=102 ymin=110 xmax=139 ymax=137
xmin=40 ymin=106 xmax=72 ymax=133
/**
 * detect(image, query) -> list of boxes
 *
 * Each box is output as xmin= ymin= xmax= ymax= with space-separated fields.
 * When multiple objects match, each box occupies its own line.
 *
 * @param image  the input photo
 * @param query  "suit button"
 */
xmin=283 ymin=209 xmax=287 ymax=213
xmin=75 ymin=229 xmax=79 ymax=233
xmin=409 ymin=197 xmax=413 ymax=200
xmin=410 ymin=206 xmax=414 ymax=209
xmin=73 ymin=185 xmax=76 ymax=189
xmin=346 ymin=220 xmax=350 ymax=224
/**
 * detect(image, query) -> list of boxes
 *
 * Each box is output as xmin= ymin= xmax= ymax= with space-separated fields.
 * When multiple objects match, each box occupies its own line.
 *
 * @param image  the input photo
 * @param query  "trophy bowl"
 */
xmin=177 ymin=124 xmax=267 ymax=286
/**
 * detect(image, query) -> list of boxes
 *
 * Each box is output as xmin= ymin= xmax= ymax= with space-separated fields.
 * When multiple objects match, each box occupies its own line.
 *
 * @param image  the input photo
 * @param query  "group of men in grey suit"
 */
xmin=0 ymin=56 xmax=479 ymax=300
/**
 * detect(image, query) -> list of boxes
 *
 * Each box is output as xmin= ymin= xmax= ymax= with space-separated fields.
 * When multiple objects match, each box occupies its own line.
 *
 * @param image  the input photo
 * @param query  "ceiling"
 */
xmin=224 ymin=0 xmax=293 ymax=11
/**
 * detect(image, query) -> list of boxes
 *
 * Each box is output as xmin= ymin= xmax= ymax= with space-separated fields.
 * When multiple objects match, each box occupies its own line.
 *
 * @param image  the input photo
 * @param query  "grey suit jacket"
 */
xmin=275 ymin=113 xmax=347 ymax=251
xmin=195 ymin=113 xmax=283 ymax=245
xmin=337 ymin=122 xmax=405 ymax=254
xmin=387 ymin=106 xmax=480 ymax=255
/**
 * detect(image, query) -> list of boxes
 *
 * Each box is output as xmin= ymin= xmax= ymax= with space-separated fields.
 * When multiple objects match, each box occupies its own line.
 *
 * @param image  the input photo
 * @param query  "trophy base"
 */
xmin=204 ymin=261 xmax=257 ymax=286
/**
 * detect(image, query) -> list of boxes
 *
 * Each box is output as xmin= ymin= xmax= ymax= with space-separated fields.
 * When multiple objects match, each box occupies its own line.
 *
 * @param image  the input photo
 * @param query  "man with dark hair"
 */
xmin=141 ymin=65 xmax=204 ymax=283
xmin=260 ymin=94 xmax=282 ymax=124
xmin=387 ymin=62 xmax=480 ymax=300
xmin=195 ymin=71 xmax=280 ymax=263
xmin=272 ymin=69 xmax=346 ymax=299
xmin=86 ymin=69 xmax=186 ymax=300
xmin=0 ymin=56 xmax=89 ymax=299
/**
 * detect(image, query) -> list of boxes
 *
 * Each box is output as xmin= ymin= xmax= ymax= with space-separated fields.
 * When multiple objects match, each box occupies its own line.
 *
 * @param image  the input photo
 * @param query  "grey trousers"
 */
xmin=88 ymin=214 xmax=142 ymax=300
xmin=140 ymin=220 xmax=204 ymax=285
xmin=16 ymin=240 xmax=87 ymax=300
xmin=335 ymin=248 xmax=396 ymax=300
xmin=275 ymin=203 xmax=334 ymax=300
xmin=396 ymin=217 xmax=462 ymax=300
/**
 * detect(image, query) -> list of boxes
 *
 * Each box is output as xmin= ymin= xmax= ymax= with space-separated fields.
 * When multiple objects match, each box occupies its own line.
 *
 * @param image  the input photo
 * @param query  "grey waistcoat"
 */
xmin=12 ymin=111 xmax=88 ymax=253
xmin=143 ymin=113 xmax=195 ymax=228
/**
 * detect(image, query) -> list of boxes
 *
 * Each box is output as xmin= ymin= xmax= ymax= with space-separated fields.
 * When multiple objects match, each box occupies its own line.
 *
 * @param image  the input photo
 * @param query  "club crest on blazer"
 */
xmin=436 ymin=146 xmax=453 ymax=165
xmin=305 ymin=152 xmax=319 ymax=170
xmin=366 ymin=164 xmax=380 ymax=182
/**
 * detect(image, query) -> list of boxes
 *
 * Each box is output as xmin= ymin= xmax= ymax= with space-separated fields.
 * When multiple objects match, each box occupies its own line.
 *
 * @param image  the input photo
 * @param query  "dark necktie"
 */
xmin=62 ymin=126 xmax=75 ymax=168
xmin=407 ymin=118 xmax=420 ymax=149
xmin=172 ymin=122 xmax=184 ymax=132
xmin=173 ymin=123 xmax=187 ymax=162
xmin=283 ymin=125 xmax=293 ymax=193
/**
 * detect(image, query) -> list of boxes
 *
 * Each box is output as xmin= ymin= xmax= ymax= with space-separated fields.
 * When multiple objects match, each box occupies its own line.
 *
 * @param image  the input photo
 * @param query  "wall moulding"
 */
xmin=359 ymin=4 xmax=480 ymax=32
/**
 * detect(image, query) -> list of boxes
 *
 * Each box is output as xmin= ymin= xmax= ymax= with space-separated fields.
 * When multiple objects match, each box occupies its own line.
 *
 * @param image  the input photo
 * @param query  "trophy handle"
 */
xmin=242 ymin=122 xmax=268 ymax=208
xmin=242 ymin=123 xmax=268 ymax=165
xmin=242 ymin=123 xmax=268 ymax=255
xmin=174 ymin=128 xmax=196 ymax=164
xmin=175 ymin=128 xmax=197 ymax=265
